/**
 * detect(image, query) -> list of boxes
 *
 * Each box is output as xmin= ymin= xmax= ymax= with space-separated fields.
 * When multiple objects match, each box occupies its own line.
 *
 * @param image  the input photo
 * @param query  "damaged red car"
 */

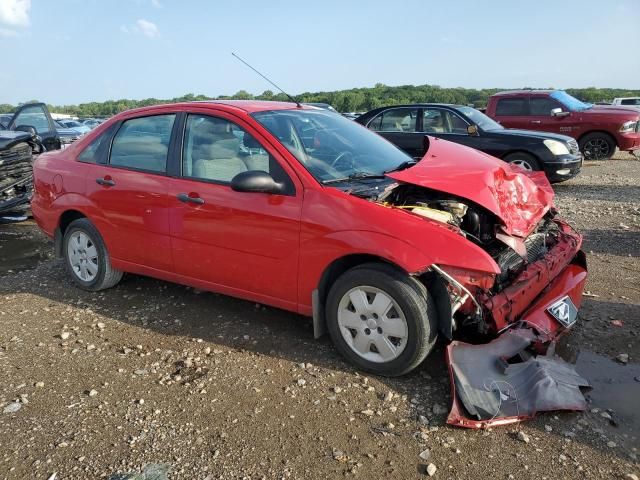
xmin=31 ymin=101 xmax=587 ymax=393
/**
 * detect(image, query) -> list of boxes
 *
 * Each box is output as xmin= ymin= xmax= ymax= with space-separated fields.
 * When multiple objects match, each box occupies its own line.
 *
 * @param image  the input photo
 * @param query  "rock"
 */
xmin=204 ymin=347 xmax=211 ymax=355
xmin=96 ymin=322 xmax=106 ymax=330
xmin=332 ymin=386 xmax=342 ymax=394
xmin=383 ymin=391 xmax=393 ymax=402
xmin=57 ymin=441 xmax=68 ymax=448
xmin=419 ymin=449 xmax=430 ymax=461
xmin=59 ymin=332 xmax=71 ymax=340
xmin=426 ymin=463 xmax=437 ymax=476
xmin=432 ymin=404 xmax=447 ymax=415
xmin=332 ymin=448 xmax=348 ymax=462
xmin=625 ymin=474 xmax=639 ymax=480
xmin=86 ymin=344 xmax=96 ymax=351
xmin=3 ymin=402 xmax=22 ymax=414
xmin=600 ymin=411 xmax=612 ymax=420
xmin=606 ymin=441 xmax=617 ymax=448
xmin=134 ymin=369 xmax=148 ymax=376
xmin=544 ymin=425 xmax=553 ymax=432
xmin=87 ymin=389 xmax=98 ymax=397
xmin=138 ymin=399 xmax=145 ymax=405
xmin=360 ymin=409 xmax=374 ymax=416
xmin=297 ymin=379 xmax=306 ymax=387
xmin=517 ymin=431 xmax=530 ymax=443
xmin=616 ymin=353 xmax=629 ymax=364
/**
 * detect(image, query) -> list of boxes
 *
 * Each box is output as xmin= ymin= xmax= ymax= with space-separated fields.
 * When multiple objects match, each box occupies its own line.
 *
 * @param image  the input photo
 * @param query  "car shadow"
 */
xmin=554 ymin=182 xmax=640 ymax=203
xmin=581 ymin=228 xmax=640 ymax=257
xmin=4 ymin=257 xmax=637 ymax=461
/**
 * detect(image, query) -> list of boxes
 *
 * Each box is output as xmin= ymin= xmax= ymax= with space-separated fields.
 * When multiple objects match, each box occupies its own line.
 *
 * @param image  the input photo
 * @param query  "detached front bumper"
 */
xmin=444 ymin=219 xmax=589 ymax=428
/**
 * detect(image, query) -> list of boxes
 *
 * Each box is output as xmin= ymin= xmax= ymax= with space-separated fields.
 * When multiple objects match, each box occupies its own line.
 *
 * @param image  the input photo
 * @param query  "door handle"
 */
xmin=96 ymin=177 xmax=115 ymax=186
xmin=177 ymin=193 xmax=205 ymax=205
xmin=531 ymin=120 xmax=541 ymax=124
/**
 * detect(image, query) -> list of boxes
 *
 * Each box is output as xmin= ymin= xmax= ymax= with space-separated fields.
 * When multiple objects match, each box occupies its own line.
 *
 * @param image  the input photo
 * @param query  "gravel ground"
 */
xmin=0 ymin=152 xmax=638 ymax=479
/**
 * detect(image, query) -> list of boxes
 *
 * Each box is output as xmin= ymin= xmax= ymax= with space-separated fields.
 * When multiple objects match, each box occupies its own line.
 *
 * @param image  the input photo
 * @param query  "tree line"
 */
xmin=2 ymin=84 xmax=639 ymax=117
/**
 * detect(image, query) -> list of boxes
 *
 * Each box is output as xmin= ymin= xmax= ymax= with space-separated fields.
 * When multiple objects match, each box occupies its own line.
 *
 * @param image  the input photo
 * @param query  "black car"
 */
xmin=1 ymin=102 xmax=61 ymax=152
xmin=356 ymin=104 xmax=583 ymax=183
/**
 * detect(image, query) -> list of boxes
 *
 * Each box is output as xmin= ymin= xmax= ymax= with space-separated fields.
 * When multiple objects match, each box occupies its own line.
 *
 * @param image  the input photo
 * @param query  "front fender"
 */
xmin=297 ymin=225 xmax=499 ymax=314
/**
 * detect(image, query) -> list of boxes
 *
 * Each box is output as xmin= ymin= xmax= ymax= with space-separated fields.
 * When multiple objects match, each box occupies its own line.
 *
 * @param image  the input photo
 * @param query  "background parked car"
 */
xmin=2 ymin=103 xmax=60 ymax=152
xmin=81 ymin=118 xmax=103 ymax=129
xmin=484 ymin=90 xmax=640 ymax=159
xmin=612 ymin=97 xmax=640 ymax=107
xmin=57 ymin=119 xmax=91 ymax=135
xmin=356 ymin=104 xmax=582 ymax=182
xmin=54 ymin=120 xmax=82 ymax=148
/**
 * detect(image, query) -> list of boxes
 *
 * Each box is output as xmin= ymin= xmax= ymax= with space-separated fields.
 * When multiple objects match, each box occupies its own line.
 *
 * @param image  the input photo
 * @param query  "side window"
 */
xmin=78 ymin=124 xmax=117 ymax=164
xmin=495 ymin=98 xmax=527 ymax=116
xmin=109 ymin=114 xmax=175 ymax=173
xmin=367 ymin=108 xmax=418 ymax=132
xmin=422 ymin=109 xmax=469 ymax=134
xmin=12 ymin=105 xmax=51 ymax=133
xmin=530 ymin=97 xmax=561 ymax=115
xmin=621 ymin=99 xmax=640 ymax=105
xmin=182 ymin=114 xmax=294 ymax=191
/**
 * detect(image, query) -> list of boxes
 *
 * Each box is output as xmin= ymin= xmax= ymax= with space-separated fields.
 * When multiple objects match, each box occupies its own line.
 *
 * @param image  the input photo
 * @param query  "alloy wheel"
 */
xmin=67 ymin=231 xmax=99 ymax=282
xmin=584 ymin=138 xmax=611 ymax=160
xmin=337 ymin=286 xmax=408 ymax=363
xmin=510 ymin=159 xmax=534 ymax=171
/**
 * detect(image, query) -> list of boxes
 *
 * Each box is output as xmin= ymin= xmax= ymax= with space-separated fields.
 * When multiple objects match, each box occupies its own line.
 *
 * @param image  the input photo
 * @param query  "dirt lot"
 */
xmin=0 ymin=152 xmax=638 ymax=479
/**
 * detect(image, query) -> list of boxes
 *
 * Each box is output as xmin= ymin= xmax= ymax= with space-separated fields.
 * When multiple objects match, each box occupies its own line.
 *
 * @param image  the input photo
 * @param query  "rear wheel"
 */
xmin=63 ymin=218 xmax=122 ymax=291
xmin=504 ymin=152 xmax=541 ymax=172
xmin=325 ymin=263 xmax=437 ymax=376
xmin=579 ymin=132 xmax=616 ymax=160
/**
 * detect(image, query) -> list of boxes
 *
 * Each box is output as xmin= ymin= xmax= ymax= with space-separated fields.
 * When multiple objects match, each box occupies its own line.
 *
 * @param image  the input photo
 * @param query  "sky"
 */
xmin=0 ymin=0 xmax=639 ymax=105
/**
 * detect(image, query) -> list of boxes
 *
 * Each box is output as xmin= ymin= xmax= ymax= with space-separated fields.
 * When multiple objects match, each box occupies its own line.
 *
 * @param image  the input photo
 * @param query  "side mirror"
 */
xmin=467 ymin=124 xmax=479 ymax=136
xmin=551 ymin=108 xmax=569 ymax=117
xmin=15 ymin=125 xmax=37 ymax=136
xmin=231 ymin=170 xmax=284 ymax=194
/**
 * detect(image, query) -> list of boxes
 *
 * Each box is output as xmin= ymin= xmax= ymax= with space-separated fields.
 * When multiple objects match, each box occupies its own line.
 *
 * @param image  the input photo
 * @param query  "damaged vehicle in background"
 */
xmin=1 ymin=103 xmax=58 ymax=219
xmin=31 ymin=101 xmax=588 ymax=426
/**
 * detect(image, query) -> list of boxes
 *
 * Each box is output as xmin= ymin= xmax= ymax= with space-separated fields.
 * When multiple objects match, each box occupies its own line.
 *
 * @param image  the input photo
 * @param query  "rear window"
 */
xmin=495 ymin=98 xmax=527 ymax=116
xmin=621 ymin=98 xmax=640 ymax=105
xmin=109 ymin=115 xmax=175 ymax=173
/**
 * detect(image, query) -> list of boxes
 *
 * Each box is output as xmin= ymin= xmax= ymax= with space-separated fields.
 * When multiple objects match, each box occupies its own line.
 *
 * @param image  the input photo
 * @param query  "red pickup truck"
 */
xmin=485 ymin=90 xmax=640 ymax=159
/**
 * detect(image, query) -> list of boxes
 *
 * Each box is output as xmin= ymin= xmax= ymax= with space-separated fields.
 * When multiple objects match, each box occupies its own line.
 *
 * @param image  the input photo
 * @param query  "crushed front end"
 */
xmin=377 ymin=177 xmax=588 ymax=427
xmin=0 ymin=138 xmax=34 ymax=219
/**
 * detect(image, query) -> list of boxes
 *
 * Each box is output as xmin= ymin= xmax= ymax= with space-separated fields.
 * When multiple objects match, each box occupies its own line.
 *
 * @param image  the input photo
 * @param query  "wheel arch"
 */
xmin=312 ymin=254 xmax=450 ymax=340
xmin=577 ymin=130 xmax=618 ymax=147
xmin=54 ymin=209 xmax=87 ymax=258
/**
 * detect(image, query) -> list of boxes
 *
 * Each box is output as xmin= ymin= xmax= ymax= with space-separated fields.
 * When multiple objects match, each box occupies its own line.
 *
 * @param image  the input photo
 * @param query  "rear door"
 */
xmin=365 ymin=107 xmax=422 ymax=158
xmin=492 ymin=97 xmax=530 ymax=129
xmin=82 ymin=113 xmax=176 ymax=271
xmin=167 ymin=111 xmax=302 ymax=307
xmin=9 ymin=103 xmax=60 ymax=151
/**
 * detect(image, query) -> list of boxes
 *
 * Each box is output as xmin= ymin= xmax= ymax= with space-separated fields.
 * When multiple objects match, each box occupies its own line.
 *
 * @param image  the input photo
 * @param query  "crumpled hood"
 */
xmin=0 ymin=130 xmax=32 ymax=150
xmin=387 ymin=137 xmax=554 ymax=238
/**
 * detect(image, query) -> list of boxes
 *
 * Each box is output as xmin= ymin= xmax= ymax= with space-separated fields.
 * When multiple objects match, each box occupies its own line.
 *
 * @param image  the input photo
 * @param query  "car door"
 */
xmin=528 ymin=96 xmax=577 ymax=136
xmin=82 ymin=113 xmax=176 ymax=272
xmin=168 ymin=111 xmax=302 ymax=307
xmin=365 ymin=107 xmax=422 ymax=159
xmin=492 ymin=97 xmax=530 ymax=129
xmin=9 ymin=103 xmax=60 ymax=151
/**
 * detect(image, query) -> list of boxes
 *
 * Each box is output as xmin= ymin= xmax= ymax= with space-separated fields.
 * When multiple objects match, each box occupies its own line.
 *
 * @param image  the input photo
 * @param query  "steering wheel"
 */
xmin=330 ymin=151 xmax=355 ymax=170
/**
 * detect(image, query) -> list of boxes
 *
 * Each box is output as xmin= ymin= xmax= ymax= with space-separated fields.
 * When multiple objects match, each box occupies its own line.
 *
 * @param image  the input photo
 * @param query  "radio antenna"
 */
xmin=231 ymin=52 xmax=301 ymax=107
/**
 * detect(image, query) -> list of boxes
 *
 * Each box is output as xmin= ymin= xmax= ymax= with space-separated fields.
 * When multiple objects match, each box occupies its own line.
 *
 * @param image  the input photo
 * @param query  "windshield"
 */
xmin=252 ymin=109 xmax=412 ymax=183
xmin=550 ymin=91 xmax=593 ymax=112
xmin=456 ymin=106 xmax=503 ymax=131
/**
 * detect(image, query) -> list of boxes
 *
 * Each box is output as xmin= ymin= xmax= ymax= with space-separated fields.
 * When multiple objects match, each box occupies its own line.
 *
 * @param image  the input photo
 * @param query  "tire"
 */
xmin=579 ymin=132 xmax=616 ymax=160
xmin=504 ymin=152 xmax=541 ymax=172
xmin=325 ymin=263 xmax=437 ymax=376
xmin=62 ymin=218 xmax=123 ymax=291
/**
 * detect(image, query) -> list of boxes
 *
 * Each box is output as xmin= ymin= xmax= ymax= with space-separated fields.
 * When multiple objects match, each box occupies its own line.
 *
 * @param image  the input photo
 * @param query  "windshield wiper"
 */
xmin=322 ymin=171 xmax=387 ymax=185
xmin=384 ymin=160 xmax=417 ymax=174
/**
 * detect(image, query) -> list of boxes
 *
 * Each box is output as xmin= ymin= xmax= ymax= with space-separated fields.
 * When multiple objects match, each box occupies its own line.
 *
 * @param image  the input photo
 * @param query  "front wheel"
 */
xmin=504 ymin=152 xmax=541 ymax=172
xmin=579 ymin=132 xmax=616 ymax=160
xmin=325 ymin=263 xmax=437 ymax=376
xmin=63 ymin=218 xmax=123 ymax=291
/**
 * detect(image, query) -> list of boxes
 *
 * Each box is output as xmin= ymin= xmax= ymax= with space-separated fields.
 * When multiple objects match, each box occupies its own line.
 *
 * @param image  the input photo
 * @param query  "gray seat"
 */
xmin=190 ymin=119 xmax=247 ymax=182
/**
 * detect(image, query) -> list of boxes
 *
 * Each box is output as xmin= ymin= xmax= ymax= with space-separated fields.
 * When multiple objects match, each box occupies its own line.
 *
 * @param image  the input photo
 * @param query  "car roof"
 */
xmin=120 ymin=100 xmax=309 ymax=117
xmin=493 ymin=90 xmax=558 ymax=96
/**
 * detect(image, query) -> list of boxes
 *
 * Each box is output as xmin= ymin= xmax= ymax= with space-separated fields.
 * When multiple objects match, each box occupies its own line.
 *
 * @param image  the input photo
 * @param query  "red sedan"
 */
xmin=31 ymin=101 xmax=587 ymax=377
